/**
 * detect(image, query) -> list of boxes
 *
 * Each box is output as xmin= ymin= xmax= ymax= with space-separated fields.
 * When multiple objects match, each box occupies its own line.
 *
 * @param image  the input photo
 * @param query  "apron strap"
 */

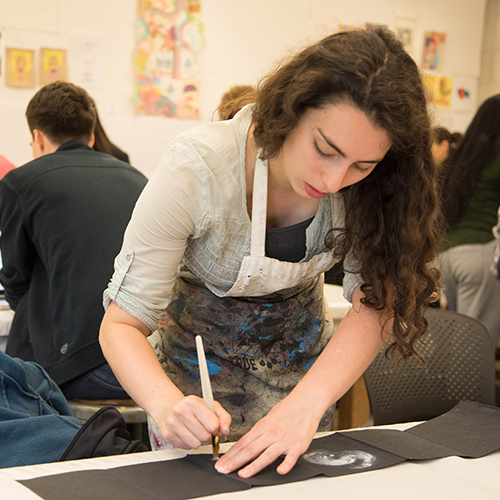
xmin=250 ymin=155 xmax=268 ymax=257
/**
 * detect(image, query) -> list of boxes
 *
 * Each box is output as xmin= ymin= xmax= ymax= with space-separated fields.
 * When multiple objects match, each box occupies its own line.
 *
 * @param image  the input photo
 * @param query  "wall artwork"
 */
xmin=134 ymin=0 xmax=205 ymax=119
xmin=394 ymin=17 xmax=416 ymax=59
xmin=39 ymin=48 xmax=68 ymax=85
xmin=421 ymin=31 xmax=447 ymax=71
xmin=5 ymin=47 xmax=35 ymax=88
xmin=452 ymin=77 xmax=478 ymax=112
xmin=422 ymin=74 xmax=453 ymax=108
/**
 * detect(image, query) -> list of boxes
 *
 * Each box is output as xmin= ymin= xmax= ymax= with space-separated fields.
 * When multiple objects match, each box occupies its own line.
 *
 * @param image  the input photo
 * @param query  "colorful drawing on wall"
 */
xmin=435 ymin=76 xmax=453 ymax=108
xmin=421 ymin=31 xmax=446 ymax=71
xmin=452 ymin=77 xmax=477 ymax=112
xmin=5 ymin=47 xmax=35 ymax=88
xmin=39 ymin=48 xmax=68 ymax=85
xmin=422 ymin=74 xmax=453 ymax=108
xmin=134 ymin=0 xmax=205 ymax=119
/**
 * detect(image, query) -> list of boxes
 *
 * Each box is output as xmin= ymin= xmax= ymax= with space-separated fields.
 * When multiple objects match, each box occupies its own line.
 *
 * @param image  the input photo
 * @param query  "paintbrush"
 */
xmin=195 ymin=335 xmax=220 ymax=459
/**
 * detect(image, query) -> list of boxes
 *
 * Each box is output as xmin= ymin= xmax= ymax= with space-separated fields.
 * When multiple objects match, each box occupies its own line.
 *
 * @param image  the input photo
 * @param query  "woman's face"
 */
xmin=275 ymin=102 xmax=391 ymax=199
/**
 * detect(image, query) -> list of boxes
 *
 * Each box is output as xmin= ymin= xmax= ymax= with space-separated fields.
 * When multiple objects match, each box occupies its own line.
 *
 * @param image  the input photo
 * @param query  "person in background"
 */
xmin=431 ymin=126 xmax=462 ymax=167
xmin=100 ymin=26 xmax=440 ymax=478
xmin=93 ymin=108 xmax=130 ymax=163
xmin=0 ymin=154 xmax=15 ymax=179
xmin=218 ymin=84 xmax=257 ymax=120
xmin=438 ymin=94 xmax=500 ymax=349
xmin=0 ymin=81 xmax=148 ymax=400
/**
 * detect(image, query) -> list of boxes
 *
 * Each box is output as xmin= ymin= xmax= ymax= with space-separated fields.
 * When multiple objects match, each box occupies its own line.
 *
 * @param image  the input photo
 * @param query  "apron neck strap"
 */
xmin=250 ymin=155 xmax=268 ymax=257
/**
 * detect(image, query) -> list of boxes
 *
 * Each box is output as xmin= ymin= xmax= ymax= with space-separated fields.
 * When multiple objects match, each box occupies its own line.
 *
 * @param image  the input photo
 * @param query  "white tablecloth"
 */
xmin=1 ymin=423 xmax=499 ymax=500
xmin=0 ymin=305 xmax=14 ymax=353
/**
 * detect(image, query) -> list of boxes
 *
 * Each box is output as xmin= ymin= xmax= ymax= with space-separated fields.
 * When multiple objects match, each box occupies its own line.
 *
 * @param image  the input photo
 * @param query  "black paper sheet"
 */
xmin=19 ymin=401 xmax=500 ymax=500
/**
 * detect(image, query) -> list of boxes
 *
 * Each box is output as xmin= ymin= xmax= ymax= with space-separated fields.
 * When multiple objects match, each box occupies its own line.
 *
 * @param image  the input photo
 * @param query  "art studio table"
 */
xmin=1 ymin=422 xmax=499 ymax=500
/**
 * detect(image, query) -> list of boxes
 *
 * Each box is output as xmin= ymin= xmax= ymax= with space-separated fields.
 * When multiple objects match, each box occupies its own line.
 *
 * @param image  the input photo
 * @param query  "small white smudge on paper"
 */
xmin=302 ymin=450 xmax=376 ymax=470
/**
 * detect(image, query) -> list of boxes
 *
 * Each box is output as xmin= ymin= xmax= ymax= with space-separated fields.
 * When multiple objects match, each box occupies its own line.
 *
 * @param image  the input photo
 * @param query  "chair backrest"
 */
xmin=363 ymin=308 xmax=496 ymax=425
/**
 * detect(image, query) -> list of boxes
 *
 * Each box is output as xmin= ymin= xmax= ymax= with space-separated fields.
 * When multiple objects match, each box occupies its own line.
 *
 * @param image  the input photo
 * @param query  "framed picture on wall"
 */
xmin=39 ymin=48 xmax=68 ymax=85
xmin=5 ymin=47 xmax=35 ymax=88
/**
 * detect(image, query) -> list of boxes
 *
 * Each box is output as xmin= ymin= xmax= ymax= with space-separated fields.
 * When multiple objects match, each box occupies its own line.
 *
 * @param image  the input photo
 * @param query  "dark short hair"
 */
xmin=26 ymin=81 xmax=96 ymax=145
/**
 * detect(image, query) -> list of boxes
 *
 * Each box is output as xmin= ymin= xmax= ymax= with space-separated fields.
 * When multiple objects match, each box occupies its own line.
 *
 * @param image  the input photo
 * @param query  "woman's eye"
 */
xmin=353 ymin=163 xmax=372 ymax=173
xmin=314 ymin=141 xmax=332 ymax=158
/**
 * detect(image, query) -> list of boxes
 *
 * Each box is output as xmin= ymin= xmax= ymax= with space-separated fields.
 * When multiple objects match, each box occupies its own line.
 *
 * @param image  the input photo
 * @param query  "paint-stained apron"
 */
xmin=149 ymin=155 xmax=339 ymax=449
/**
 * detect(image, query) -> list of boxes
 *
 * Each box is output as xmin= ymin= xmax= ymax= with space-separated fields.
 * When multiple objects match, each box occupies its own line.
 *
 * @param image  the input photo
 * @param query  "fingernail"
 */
xmin=215 ymin=463 xmax=228 ymax=474
xmin=239 ymin=468 xmax=250 ymax=478
xmin=223 ymin=427 xmax=229 ymax=435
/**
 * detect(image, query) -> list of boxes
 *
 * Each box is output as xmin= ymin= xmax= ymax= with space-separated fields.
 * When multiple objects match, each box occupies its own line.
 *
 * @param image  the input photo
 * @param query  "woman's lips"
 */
xmin=304 ymin=182 xmax=328 ymax=199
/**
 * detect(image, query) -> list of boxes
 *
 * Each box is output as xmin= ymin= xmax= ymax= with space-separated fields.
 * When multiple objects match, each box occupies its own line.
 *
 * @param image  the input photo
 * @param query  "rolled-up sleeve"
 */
xmin=103 ymin=139 xmax=200 ymax=330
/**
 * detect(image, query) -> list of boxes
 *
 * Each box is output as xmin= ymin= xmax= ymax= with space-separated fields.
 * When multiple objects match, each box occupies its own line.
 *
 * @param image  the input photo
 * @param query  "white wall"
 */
xmin=0 ymin=0 xmax=487 ymax=178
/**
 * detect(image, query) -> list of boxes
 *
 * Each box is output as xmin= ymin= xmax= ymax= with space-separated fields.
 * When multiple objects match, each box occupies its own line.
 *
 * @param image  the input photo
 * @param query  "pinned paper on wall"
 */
xmin=134 ymin=0 xmax=205 ymax=119
xmin=452 ymin=77 xmax=477 ymax=112
xmin=5 ymin=47 xmax=35 ymax=88
xmin=71 ymin=32 xmax=105 ymax=88
xmin=422 ymin=74 xmax=453 ymax=108
xmin=421 ymin=31 xmax=447 ymax=71
xmin=394 ymin=17 xmax=416 ymax=59
xmin=39 ymin=48 xmax=68 ymax=85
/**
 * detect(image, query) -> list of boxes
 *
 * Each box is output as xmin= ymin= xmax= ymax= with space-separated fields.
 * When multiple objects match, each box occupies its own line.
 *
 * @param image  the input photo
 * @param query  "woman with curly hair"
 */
xmin=99 ymin=26 xmax=441 ymax=478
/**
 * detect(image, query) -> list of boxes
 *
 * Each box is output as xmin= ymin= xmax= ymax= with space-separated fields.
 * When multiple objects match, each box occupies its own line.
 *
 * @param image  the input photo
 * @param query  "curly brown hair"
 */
xmin=253 ymin=26 xmax=442 ymax=361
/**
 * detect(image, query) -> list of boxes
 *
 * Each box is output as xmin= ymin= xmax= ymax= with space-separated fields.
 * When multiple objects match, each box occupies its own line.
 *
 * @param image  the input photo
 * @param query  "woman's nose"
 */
xmin=322 ymin=163 xmax=350 ymax=194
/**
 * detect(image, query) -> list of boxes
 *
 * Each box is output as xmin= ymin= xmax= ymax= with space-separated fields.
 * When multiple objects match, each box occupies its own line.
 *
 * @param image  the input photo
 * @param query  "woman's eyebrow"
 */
xmin=318 ymin=128 xmax=384 ymax=164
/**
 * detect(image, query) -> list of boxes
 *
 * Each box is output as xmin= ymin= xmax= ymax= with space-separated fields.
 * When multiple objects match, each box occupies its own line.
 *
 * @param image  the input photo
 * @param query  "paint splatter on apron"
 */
xmin=149 ymin=154 xmax=338 ymax=448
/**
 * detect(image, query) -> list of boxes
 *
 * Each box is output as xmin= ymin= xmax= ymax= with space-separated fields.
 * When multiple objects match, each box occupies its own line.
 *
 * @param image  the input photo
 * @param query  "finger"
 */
xmin=236 ymin=445 xmax=283 ymax=478
xmin=214 ymin=402 xmax=231 ymax=435
xmin=276 ymin=450 xmax=300 ymax=475
xmin=183 ymin=396 xmax=221 ymax=435
xmin=215 ymin=434 xmax=269 ymax=474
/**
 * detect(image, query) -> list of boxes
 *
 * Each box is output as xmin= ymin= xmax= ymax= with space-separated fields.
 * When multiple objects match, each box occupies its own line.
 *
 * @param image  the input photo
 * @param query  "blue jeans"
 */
xmin=60 ymin=362 xmax=129 ymax=400
xmin=0 ymin=351 xmax=82 ymax=467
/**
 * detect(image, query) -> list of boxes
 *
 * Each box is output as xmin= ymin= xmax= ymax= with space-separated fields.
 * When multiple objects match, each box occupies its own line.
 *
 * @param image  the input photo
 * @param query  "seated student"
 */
xmin=0 ymin=81 xmax=148 ymax=400
xmin=93 ymin=107 xmax=130 ymax=164
xmin=438 ymin=95 xmax=500 ymax=348
xmin=217 ymin=84 xmax=257 ymax=120
xmin=431 ymin=126 xmax=462 ymax=167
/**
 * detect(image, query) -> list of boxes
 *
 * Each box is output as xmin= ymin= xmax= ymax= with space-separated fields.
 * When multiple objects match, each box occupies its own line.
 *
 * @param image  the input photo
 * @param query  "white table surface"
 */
xmin=0 ymin=305 xmax=14 ymax=353
xmin=1 ymin=423 xmax=499 ymax=500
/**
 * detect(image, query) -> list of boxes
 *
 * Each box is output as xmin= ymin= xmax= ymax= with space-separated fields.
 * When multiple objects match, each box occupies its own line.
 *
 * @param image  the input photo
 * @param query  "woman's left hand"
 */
xmin=214 ymin=393 xmax=322 ymax=478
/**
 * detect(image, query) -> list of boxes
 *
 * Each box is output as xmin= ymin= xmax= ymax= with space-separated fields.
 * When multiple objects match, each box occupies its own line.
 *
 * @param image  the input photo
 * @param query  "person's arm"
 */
xmin=0 ymin=180 xmax=37 ymax=309
xmin=100 ymin=301 xmax=232 ymax=448
xmin=214 ymin=284 xmax=392 ymax=478
xmin=100 ymin=138 xmax=232 ymax=449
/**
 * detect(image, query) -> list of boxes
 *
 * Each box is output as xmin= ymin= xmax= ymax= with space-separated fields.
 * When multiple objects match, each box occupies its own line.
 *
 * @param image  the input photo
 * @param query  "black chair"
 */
xmin=364 ymin=308 xmax=496 ymax=425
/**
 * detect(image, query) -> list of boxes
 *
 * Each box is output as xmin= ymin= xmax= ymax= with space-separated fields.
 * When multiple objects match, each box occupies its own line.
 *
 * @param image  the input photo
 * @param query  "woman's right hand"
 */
xmin=156 ymin=395 xmax=232 ymax=450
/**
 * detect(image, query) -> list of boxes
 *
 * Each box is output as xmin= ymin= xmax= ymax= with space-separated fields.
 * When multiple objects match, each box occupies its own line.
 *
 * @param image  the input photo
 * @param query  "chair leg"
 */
xmin=336 ymin=376 xmax=371 ymax=430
